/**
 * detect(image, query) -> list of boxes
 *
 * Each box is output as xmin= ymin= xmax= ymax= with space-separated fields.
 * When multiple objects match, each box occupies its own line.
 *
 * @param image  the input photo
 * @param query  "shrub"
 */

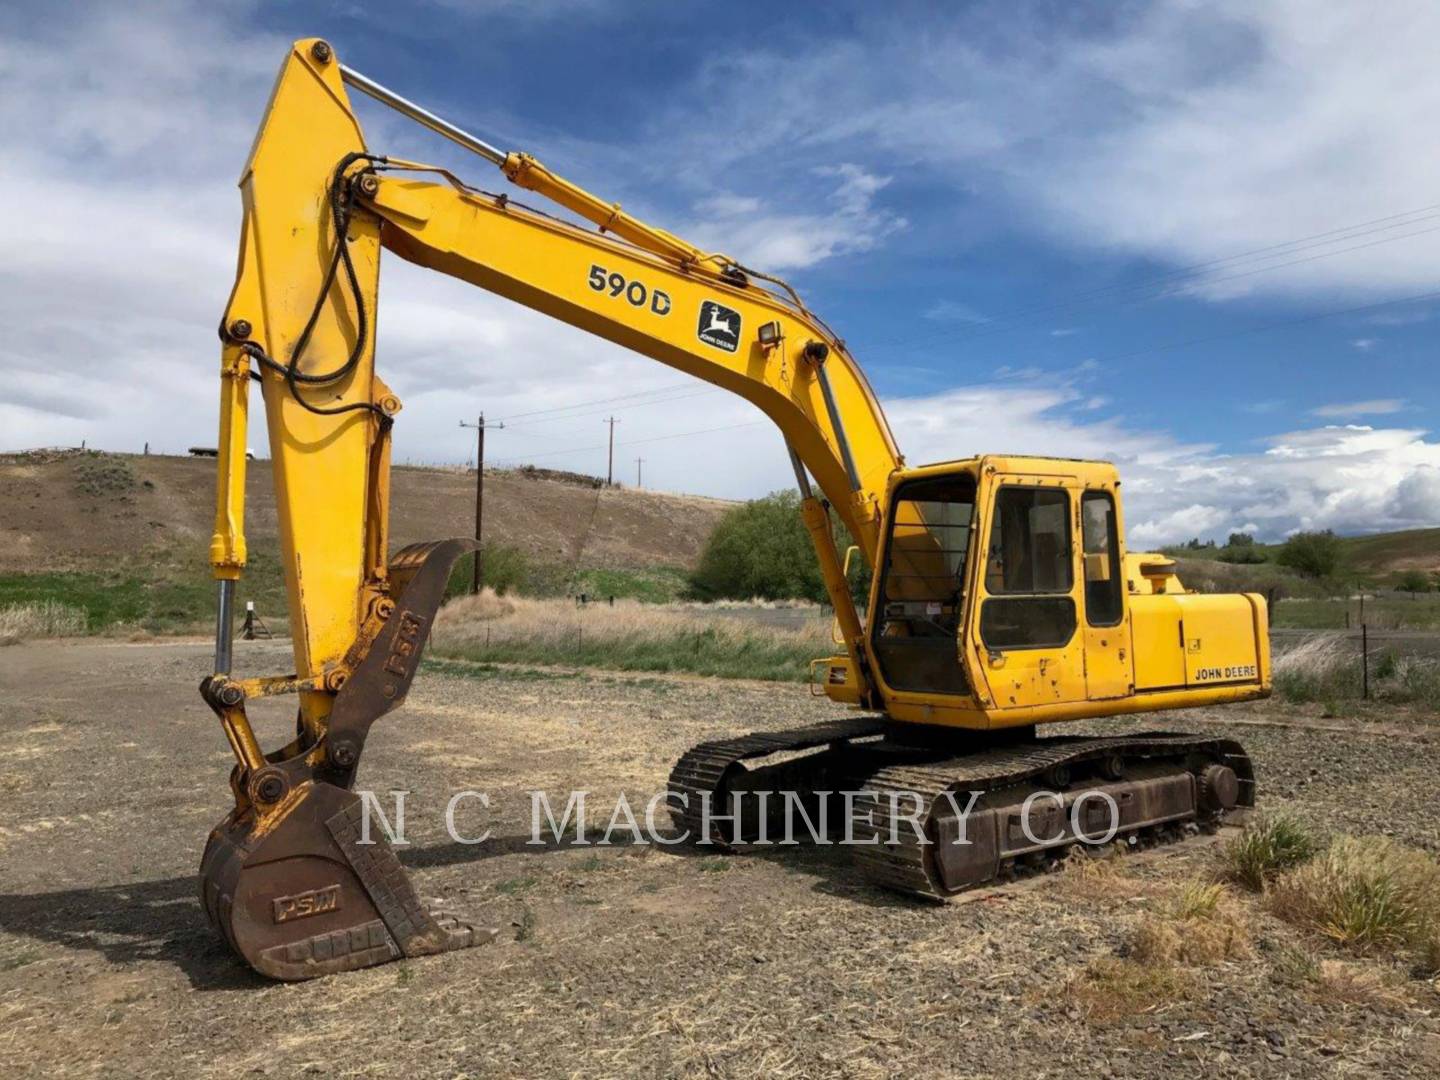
xmin=689 ymin=490 xmax=863 ymax=604
xmin=1275 ymin=529 xmax=1344 ymax=579
xmin=72 ymin=453 xmax=137 ymax=497
xmin=1221 ymin=814 xmax=1319 ymax=892
xmin=1268 ymin=836 xmax=1440 ymax=965
xmin=1396 ymin=569 xmax=1432 ymax=593
xmin=1218 ymin=546 xmax=1267 ymax=564
xmin=445 ymin=543 xmax=548 ymax=599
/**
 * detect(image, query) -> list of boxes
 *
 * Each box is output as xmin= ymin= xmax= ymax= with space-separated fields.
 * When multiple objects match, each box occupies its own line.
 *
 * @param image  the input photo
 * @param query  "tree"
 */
xmin=1396 ymin=569 xmax=1432 ymax=593
xmin=1275 ymin=530 xmax=1344 ymax=579
xmin=1227 ymin=532 xmax=1255 ymax=548
xmin=689 ymin=491 xmax=863 ymax=603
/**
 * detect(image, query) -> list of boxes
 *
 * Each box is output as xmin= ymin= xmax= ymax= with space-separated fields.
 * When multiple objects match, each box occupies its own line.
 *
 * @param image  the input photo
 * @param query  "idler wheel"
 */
xmin=1197 ymin=764 xmax=1240 ymax=812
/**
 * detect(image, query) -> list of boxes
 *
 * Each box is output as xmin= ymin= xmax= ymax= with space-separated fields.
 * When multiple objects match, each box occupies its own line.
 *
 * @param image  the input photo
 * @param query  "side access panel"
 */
xmin=1179 ymin=594 xmax=1264 ymax=688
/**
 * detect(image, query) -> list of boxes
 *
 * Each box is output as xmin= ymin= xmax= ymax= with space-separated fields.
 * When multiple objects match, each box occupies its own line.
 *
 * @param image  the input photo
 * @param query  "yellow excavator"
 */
xmin=200 ymin=39 xmax=1269 ymax=980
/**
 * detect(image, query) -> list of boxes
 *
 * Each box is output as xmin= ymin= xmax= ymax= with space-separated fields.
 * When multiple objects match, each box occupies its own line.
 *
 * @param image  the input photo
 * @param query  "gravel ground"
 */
xmin=1 ymin=639 xmax=1438 ymax=1078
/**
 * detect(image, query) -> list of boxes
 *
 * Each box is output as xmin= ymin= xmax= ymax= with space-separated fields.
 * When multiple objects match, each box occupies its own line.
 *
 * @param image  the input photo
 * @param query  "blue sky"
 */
xmin=2 ymin=1 xmax=1437 ymax=544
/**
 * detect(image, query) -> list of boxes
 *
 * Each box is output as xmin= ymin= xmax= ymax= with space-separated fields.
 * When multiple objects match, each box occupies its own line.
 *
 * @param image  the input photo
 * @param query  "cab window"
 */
xmin=1081 ymin=492 xmax=1123 ymax=626
xmin=980 ymin=487 xmax=1076 ymax=649
xmin=870 ymin=475 xmax=976 ymax=694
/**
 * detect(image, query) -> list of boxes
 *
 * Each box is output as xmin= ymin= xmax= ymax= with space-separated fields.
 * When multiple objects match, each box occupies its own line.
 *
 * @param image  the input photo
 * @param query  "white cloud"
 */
xmin=924 ymin=300 xmax=988 ymax=324
xmin=1310 ymin=399 xmax=1405 ymax=418
xmin=1350 ymin=338 xmax=1378 ymax=351
xmin=1240 ymin=400 xmax=1285 ymax=415
xmin=653 ymin=2 xmax=1440 ymax=300
xmin=885 ymin=386 xmax=1440 ymax=546
xmin=682 ymin=164 xmax=906 ymax=271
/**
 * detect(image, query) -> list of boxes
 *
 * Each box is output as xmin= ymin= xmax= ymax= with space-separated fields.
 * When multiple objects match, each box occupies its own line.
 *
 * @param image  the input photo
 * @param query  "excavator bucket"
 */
xmin=200 ymin=782 xmax=491 ymax=980
xmin=198 ymin=539 xmax=495 ymax=980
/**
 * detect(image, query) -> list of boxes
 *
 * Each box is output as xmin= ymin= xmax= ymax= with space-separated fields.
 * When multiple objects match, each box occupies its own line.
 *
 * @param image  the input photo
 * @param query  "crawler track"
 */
xmin=668 ymin=723 xmax=1254 ymax=899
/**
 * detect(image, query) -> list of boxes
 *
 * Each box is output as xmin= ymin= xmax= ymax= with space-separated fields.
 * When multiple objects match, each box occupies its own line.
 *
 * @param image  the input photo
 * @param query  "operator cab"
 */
xmin=866 ymin=458 xmax=1134 ymax=714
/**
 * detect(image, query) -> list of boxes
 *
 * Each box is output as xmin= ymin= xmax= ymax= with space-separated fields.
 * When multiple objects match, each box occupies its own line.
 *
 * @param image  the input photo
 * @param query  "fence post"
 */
xmin=1361 ymin=623 xmax=1369 ymax=701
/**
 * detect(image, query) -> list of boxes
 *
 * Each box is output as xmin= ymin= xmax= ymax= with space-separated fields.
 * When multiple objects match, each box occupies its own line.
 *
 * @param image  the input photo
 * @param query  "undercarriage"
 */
xmin=668 ymin=719 xmax=1254 ymax=896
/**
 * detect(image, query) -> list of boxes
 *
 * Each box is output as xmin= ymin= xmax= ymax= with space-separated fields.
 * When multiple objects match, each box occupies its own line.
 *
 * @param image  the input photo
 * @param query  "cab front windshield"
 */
xmin=870 ymin=474 xmax=976 ymax=694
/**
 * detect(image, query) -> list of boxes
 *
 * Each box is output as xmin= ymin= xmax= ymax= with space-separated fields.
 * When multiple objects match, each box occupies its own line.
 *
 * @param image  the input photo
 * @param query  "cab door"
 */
xmin=968 ymin=477 xmax=1086 ymax=710
xmin=1079 ymin=490 xmax=1133 ymax=700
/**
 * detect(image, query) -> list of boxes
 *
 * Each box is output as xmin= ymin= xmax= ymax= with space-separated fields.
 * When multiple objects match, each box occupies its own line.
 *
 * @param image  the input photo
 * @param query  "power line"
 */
xmin=490 ymin=419 xmax=769 ymax=467
xmin=487 ymin=381 xmax=714 ymax=424
xmin=957 ymin=206 xmax=1440 ymax=329
xmin=1070 ymin=286 xmax=1440 ymax=369
xmin=862 ymin=211 xmax=1440 ymax=356
xmin=500 ymin=386 xmax=721 ymax=430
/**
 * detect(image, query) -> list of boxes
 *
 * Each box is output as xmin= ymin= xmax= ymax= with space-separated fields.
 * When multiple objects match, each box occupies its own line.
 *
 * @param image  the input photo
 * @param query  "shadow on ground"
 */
xmin=0 ymin=831 xmax=898 ymax=988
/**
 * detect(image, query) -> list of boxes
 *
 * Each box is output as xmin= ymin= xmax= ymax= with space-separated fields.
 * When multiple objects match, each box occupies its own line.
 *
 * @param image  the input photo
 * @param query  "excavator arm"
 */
xmin=212 ymin=38 xmax=899 ymax=710
xmin=199 ymin=38 xmax=900 ymax=979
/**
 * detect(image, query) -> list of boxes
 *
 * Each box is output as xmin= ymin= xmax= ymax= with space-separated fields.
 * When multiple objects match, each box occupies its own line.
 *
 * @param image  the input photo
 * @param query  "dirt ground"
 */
xmin=2 ymin=640 xmax=1438 ymax=1078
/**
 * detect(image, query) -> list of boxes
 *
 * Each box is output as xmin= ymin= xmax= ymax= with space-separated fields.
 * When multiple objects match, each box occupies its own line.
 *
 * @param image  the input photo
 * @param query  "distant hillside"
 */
xmin=1165 ymin=528 xmax=1440 ymax=585
xmin=1341 ymin=528 xmax=1440 ymax=575
xmin=0 ymin=450 xmax=731 ymax=577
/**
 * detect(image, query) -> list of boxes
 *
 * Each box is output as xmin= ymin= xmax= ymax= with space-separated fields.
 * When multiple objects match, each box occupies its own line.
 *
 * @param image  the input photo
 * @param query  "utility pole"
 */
xmin=635 ymin=456 xmax=644 ymax=488
xmin=459 ymin=414 xmax=504 ymax=594
xmin=604 ymin=417 xmax=619 ymax=486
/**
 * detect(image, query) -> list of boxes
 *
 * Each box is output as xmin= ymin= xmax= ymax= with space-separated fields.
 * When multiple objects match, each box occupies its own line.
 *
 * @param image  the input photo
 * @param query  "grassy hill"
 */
xmin=1163 ymin=530 xmax=1440 ymax=583
xmin=1164 ymin=529 xmax=1440 ymax=630
xmin=0 ymin=449 xmax=733 ymax=634
xmin=1341 ymin=528 xmax=1440 ymax=575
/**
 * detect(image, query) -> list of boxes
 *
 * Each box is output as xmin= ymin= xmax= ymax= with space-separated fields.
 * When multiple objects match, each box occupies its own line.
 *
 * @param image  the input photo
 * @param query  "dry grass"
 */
xmin=1128 ymin=881 xmax=1255 ymax=966
xmin=432 ymin=590 xmax=834 ymax=681
xmin=1272 ymin=632 xmax=1440 ymax=707
xmin=0 ymin=600 xmax=87 ymax=645
xmin=1267 ymin=836 xmax=1440 ymax=971
xmin=1064 ymin=957 xmax=1198 ymax=1023
xmin=1065 ymin=876 xmax=1253 ymax=1023
xmin=1311 ymin=959 xmax=1415 ymax=1009
xmin=1221 ymin=814 xmax=1320 ymax=892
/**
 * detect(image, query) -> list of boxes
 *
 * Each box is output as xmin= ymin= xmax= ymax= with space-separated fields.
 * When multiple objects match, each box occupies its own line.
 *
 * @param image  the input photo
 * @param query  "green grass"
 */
xmin=570 ymin=565 xmax=690 ymax=604
xmin=1343 ymin=528 xmax=1440 ymax=578
xmin=1268 ymin=836 xmax=1440 ymax=970
xmin=434 ymin=625 xmax=821 ymax=682
xmin=1270 ymin=594 xmax=1440 ymax=630
xmin=0 ymin=548 xmax=288 ymax=635
xmin=1222 ymin=815 xmax=1320 ymax=892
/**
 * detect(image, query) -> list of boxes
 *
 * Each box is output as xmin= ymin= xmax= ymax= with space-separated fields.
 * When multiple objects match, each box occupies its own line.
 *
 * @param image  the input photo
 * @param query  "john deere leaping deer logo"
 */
xmin=697 ymin=300 xmax=741 ymax=353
